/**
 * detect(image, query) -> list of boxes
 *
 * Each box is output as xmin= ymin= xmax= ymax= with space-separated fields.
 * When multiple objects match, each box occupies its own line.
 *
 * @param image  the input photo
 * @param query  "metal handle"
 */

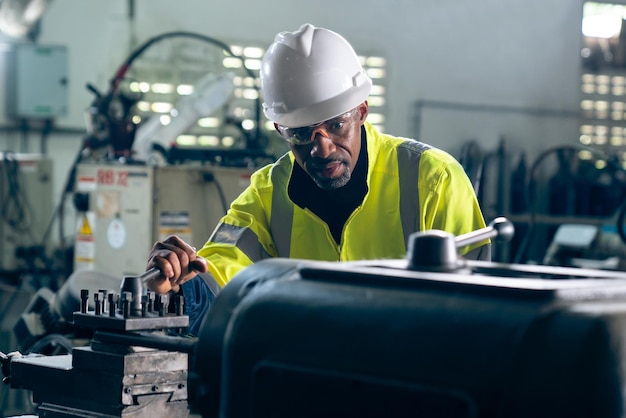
xmin=455 ymin=217 xmax=514 ymax=249
xmin=140 ymin=267 xmax=162 ymax=284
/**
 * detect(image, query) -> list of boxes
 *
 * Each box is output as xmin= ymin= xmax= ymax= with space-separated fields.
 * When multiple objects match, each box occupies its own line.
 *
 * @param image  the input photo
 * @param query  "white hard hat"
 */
xmin=260 ymin=23 xmax=372 ymax=128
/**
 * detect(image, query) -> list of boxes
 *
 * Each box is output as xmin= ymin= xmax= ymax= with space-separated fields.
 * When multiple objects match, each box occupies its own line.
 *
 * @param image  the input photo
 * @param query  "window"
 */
xmin=125 ymin=38 xmax=387 ymax=154
xmin=580 ymin=2 xmax=626 ymax=168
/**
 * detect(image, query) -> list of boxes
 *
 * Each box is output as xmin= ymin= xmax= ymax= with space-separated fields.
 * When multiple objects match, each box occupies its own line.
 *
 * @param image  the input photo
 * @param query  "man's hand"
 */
xmin=145 ymin=235 xmax=209 ymax=294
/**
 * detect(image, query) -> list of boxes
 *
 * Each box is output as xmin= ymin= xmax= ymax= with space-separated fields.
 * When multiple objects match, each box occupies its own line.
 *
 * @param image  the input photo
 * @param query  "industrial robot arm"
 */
xmin=131 ymin=71 xmax=235 ymax=163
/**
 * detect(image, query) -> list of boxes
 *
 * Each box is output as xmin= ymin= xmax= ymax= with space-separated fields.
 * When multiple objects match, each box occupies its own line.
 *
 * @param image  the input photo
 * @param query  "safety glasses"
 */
xmin=276 ymin=108 xmax=360 ymax=145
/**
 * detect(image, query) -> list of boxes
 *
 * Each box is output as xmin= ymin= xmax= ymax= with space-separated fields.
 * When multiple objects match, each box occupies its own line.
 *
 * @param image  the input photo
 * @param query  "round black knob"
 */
xmin=406 ymin=230 xmax=459 ymax=271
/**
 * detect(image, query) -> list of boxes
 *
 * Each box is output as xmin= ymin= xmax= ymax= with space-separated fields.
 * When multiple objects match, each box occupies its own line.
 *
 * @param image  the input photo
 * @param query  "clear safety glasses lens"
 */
xmin=276 ymin=108 xmax=359 ymax=145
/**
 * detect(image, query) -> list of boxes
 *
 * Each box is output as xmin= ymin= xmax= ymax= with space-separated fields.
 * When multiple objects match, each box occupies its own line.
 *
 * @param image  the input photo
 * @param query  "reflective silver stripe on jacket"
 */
xmin=269 ymin=155 xmax=294 ymax=258
xmin=209 ymin=223 xmax=271 ymax=263
xmin=209 ymin=155 xmax=294 ymax=261
xmin=397 ymin=139 xmax=430 ymax=245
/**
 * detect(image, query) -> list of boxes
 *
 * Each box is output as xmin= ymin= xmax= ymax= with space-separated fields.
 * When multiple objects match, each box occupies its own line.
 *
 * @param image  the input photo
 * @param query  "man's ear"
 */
xmin=359 ymin=101 xmax=369 ymax=123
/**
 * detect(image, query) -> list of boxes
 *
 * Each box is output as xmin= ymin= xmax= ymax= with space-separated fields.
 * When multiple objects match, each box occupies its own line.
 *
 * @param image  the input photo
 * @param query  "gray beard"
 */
xmin=312 ymin=165 xmax=352 ymax=190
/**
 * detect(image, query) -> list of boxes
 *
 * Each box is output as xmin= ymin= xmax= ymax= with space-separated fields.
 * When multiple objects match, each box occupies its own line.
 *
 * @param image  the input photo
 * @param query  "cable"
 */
xmin=212 ymin=176 xmax=229 ymax=215
xmin=37 ymin=142 xmax=88 ymax=279
xmin=616 ymin=200 xmax=626 ymax=245
xmin=458 ymin=140 xmax=484 ymax=195
xmin=202 ymin=172 xmax=229 ymax=215
xmin=0 ymin=151 xmax=34 ymax=239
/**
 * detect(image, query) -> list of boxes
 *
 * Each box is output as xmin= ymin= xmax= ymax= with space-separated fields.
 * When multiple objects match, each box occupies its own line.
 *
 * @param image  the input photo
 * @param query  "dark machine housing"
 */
xmin=194 ymin=259 xmax=626 ymax=418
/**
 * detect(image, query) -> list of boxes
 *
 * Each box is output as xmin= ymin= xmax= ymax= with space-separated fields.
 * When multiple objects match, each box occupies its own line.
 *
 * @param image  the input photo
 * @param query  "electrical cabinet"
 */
xmin=73 ymin=163 xmax=252 ymax=278
xmin=7 ymin=44 xmax=68 ymax=119
xmin=0 ymin=153 xmax=53 ymax=272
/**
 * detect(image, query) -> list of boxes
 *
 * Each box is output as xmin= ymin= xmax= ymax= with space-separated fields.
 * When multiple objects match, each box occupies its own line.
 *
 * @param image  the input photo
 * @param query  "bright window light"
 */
xmin=176 ymin=135 xmax=197 ymax=145
xmin=160 ymin=115 xmax=171 ymax=125
xmin=242 ymin=119 xmax=256 ymax=130
xmin=243 ymin=46 xmax=264 ymax=58
xmin=244 ymin=59 xmax=261 ymax=70
xmin=229 ymin=45 xmax=243 ymax=56
xmin=151 ymin=83 xmax=174 ymax=94
xmin=136 ymin=101 xmax=151 ymax=112
xmin=370 ymin=85 xmax=386 ymax=95
xmin=366 ymin=56 xmax=386 ymax=67
xmin=582 ymin=14 xmax=622 ymax=38
xmin=367 ymin=113 xmax=385 ymax=124
xmin=129 ymin=82 xmax=141 ymax=92
xmin=242 ymin=88 xmax=259 ymax=100
xmin=177 ymin=84 xmax=194 ymax=95
xmin=222 ymin=136 xmax=235 ymax=147
xmin=580 ymin=125 xmax=594 ymax=135
xmin=198 ymin=117 xmax=220 ymax=128
xmin=368 ymin=96 xmax=386 ymax=107
xmin=198 ymin=135 xmax=220 ymax=146
xmin=223 ymin=57 xmax=242 ymax=68
xmin=366 ymin=68 xmax=386 ymax=79
xmin=151 ymin=102 xmax=173 ymax=113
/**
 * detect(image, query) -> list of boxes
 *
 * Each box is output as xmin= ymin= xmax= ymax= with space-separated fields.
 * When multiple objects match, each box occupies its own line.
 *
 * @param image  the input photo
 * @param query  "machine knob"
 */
xmin=406 ymin=217 xmax=514 ymax=271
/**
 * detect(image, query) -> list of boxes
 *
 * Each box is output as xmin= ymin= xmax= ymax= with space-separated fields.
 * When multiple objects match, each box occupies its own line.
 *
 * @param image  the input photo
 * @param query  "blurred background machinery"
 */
xmin=0 ymin=27 xmax=273 ymax=416
xmin=72 ymin=163 xmax=252 ymax=278
xmin=55 ymin=30 xmax=281 ymax=280
xmin=0 ymin=152 xmax=53 ymax=278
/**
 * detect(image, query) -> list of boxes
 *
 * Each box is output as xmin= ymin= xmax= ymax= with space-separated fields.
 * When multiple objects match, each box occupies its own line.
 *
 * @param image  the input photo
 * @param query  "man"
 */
xmin=145 ymin=23 xmax=490 ymax=334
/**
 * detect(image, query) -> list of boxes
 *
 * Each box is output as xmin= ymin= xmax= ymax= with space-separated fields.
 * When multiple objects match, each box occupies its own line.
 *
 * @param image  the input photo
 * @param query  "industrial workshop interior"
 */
xmin=5 ymin=0 xmax=626 ymax=417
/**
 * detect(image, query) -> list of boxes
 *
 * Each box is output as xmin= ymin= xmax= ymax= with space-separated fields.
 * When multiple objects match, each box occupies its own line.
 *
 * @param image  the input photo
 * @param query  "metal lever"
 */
xmin=406 ymin=217 xmax=514 ymax=272
xmin=455 ymin=217 xmax=514 ymax=249
xmin=140 ymin=267 xmax=162 ymax=284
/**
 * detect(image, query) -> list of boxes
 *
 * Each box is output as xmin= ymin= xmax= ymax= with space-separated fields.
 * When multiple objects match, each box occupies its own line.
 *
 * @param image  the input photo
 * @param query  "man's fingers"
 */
xmin=146 ymin=235 xmax=207 ymax=292
xmin=191 ymin=257 xmax=209 ymax=273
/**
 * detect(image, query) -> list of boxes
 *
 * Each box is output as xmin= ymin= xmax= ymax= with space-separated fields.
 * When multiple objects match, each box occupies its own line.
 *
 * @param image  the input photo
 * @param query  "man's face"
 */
xmin=276 ymin=101 xmax=369 ymax=190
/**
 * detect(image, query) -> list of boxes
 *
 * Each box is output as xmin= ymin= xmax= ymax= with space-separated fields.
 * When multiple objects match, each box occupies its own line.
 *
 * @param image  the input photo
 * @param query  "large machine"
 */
xmin=4 ymin=219 xmax=626 ymax=417
xmin=72 ymin=162 xmax=252 ymax=278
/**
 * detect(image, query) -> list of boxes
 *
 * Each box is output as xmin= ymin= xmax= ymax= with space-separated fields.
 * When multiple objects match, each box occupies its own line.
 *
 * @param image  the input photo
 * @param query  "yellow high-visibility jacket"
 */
xmin=198 ymin=121 xmax=489 ymax=287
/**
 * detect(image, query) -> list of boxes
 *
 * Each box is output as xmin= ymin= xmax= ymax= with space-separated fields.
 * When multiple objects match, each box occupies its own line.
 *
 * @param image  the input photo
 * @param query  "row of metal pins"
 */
xmin=80 ymin=289 xmax=180 ymax=318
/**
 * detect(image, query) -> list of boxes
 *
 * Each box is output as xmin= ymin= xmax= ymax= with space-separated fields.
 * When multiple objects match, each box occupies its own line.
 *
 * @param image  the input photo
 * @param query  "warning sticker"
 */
xmin=75 ymin=212 xmax=96 ymax=271
xmin=159 ymin=211 xmax=192 ymax=243
xmin=78 ymin=214 xmax=93 ymax=236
